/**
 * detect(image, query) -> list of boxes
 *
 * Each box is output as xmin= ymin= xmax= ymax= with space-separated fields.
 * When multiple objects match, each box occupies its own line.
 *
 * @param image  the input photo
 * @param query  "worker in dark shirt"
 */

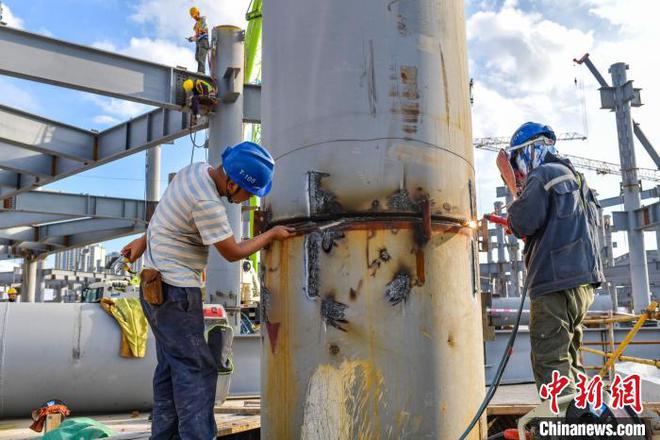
xmin=506 ymin=121 xmax=605 ymax=396
xmin=183 ymin=78 xmax=217 ymax=125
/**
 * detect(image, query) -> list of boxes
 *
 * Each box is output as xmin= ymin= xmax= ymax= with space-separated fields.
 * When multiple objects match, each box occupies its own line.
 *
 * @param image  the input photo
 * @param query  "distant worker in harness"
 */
xmin=505 ymin=122 xmax=605 ymax=397
xmin=121 ymin=141 xmax=292 ymax=439
xmin=183 ymin=78 xmax=217 ymax=125
xmin=187 ymin=7 xmax=209 ymax=74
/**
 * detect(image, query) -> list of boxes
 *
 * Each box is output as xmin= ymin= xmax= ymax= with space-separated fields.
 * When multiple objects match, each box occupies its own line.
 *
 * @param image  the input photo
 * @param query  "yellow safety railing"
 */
xmin=579 ymin=301 xmax=659 ymax=378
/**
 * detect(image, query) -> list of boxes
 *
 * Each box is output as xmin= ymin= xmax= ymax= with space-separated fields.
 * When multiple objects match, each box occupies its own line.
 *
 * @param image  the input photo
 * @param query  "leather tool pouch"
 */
xmin=141 ymin=268 xmax=163 ymax=305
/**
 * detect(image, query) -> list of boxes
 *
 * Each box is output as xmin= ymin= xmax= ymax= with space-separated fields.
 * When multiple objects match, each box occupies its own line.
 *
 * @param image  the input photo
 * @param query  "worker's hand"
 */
xmin=186 ymin=36 xmax=194 ymax=42
xmin=121 ymin=235 xmax=147 ymax=263
xmin=269 ymin=225 xmax=294 ymax=241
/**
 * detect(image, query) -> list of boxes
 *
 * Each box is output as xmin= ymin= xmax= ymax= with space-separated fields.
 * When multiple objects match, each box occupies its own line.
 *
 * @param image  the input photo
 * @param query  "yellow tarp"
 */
xmin=100 ymin=298 xmax=148 ymax=358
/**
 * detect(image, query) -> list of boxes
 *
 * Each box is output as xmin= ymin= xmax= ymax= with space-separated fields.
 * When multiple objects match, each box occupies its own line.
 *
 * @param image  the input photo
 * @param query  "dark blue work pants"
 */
xmin=141 ymin=282 xmax=218 ymax=440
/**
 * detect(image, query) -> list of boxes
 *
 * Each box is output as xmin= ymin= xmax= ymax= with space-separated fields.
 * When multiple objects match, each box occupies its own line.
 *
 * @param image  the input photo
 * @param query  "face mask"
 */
xmin=511 ymin=136 xmax=557 ymax=176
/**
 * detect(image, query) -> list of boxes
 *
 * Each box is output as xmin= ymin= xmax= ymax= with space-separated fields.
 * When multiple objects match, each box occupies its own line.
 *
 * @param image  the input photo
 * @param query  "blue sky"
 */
xmin=1 ymin=0 xmax=660 ymax=270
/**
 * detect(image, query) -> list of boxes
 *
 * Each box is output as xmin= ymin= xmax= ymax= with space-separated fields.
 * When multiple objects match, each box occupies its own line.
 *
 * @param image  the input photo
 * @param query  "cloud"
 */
xmin=0 ymin=78 xmax=40 ymax=112
xmin=130 ymin=0 xmax=250 ymax=40
xmin=1 ymin=3 xmax=24 ymax=28
xmin=92 ymin=115 xmax=121 ymax=125
xmin=93 ymin=37 xmax=196 ymax=68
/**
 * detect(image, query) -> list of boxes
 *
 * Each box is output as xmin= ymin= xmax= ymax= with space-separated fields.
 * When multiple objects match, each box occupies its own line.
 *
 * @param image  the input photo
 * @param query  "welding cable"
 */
xmin=457 ymin=284 xmax=528 ymax=440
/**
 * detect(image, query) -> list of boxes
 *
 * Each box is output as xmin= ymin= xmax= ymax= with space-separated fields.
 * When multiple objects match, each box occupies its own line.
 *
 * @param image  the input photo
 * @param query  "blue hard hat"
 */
xmin=509 ymin=122 xmax=556 ymax=151
xmin=221 ymin=141 xmax=274 ymax=197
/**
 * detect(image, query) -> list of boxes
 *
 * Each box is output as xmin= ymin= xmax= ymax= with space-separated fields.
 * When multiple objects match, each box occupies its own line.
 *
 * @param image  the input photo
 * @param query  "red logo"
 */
xmin=539 ymin=370 xmax=570 ymax=414
xmin=539 ymin=370 xmax=644 ymax=415
xmin=611 ymin=373 xmax=642 ymax=414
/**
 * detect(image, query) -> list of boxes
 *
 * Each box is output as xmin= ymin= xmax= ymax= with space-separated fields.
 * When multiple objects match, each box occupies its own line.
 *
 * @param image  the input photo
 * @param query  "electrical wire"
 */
xmin=457 ymin=283 xmax=528 ymax=440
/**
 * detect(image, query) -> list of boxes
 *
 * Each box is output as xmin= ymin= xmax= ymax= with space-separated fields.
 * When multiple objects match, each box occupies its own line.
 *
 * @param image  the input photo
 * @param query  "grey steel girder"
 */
xmin=0 ymin=212 xmax=74 ymax=228
xmin=0 ymin=26 xmax=262 ymax=121
xmin=0 ymin=106 xmax=206 ymax=198
xmin=0 ymin=26 xmax=207 ymax=109
xmin=2 ymin=191 xmax=148 ymax=220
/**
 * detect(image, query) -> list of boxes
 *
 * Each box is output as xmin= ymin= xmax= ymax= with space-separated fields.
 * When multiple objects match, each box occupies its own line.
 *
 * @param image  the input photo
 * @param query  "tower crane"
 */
xmin=473 ymin=133 xmax=660 ymax=183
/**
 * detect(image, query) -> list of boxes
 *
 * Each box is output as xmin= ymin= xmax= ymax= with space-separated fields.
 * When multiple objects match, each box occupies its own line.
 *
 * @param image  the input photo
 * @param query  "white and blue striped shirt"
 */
xmin=144 ymin=162 xmax=233 ymax=287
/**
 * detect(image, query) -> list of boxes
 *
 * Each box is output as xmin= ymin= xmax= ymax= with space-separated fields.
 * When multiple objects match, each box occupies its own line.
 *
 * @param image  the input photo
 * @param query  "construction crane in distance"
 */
xmin=474 ymin=132 xmax=660 ymax=183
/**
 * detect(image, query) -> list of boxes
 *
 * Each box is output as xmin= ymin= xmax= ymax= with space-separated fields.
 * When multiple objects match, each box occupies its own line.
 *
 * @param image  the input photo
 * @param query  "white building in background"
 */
xmin=54 ymin=244 xmax=106 ymax=273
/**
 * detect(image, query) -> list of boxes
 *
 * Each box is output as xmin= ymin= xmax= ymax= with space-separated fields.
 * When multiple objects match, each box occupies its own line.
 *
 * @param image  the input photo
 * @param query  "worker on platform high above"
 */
xmin=187 ymin=6 xmax=209 ymax=74
xmin=505 ymin=122 xmax=605 ymax=397
xmin=183 ymin=78 xmax=217 ymax=124
xmin=121 ymin=141 xmax=292 ymax=439
xmin=6 ymin=287 xmax=17 ymax=302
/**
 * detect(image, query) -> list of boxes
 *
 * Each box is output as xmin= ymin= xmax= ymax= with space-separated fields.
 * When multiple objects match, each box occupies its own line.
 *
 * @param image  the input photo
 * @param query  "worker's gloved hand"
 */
xmin=186 ymin=36 xmax=195 ymax=42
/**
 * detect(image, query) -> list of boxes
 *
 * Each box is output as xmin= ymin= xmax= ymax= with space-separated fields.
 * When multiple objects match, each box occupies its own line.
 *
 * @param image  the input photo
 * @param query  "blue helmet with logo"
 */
xmin=221 ymin=141 xmax=274 ymax=197
xmin=509 ymin=122 xmax=556 ymax=151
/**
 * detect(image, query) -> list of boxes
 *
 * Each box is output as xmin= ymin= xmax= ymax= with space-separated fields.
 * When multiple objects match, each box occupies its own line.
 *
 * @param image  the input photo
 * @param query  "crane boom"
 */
xmin=473 ymin=133 xmax=660 ymax=183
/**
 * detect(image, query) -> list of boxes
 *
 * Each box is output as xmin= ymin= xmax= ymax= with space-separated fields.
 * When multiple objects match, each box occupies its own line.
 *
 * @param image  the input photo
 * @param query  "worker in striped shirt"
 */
xmin=122 ymin=141 xmax=291 ymax=439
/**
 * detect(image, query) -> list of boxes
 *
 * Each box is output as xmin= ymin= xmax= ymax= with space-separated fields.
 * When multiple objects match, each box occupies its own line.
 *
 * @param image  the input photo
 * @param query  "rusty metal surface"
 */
xmin=261 ymin=227 xmax=485 ymax=438
xmin=262 ymin=0 xmax=483 ymax=437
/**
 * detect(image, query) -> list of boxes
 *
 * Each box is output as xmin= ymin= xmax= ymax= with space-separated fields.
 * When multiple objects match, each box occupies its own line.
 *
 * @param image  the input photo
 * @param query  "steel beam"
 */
xmin=243 ymin=84 xmax=261 ymax=123
xmin=3 ymin=191 xmax=147 ymax=220
xmin=0 ymin=212 xmax=73 ymax=228
xmin=0 ymin=26 xmax=208 ymax=109
xmin=0 ymin=107 xmax=206 ymax=199
xmin=633 ymin=121 xmax=660 ymax=170
xmin=0 ymin=104 xmax=96 ymax=162
xmin=599 ymin=187 xmax=658 ymax=208
xmin=37 ymin=218 xmax=144 ymax=242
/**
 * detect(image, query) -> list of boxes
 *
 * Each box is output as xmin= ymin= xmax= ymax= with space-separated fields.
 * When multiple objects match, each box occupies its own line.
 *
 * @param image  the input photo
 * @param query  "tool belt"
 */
xmin=140 ymin=268 xmax=163 ymax=305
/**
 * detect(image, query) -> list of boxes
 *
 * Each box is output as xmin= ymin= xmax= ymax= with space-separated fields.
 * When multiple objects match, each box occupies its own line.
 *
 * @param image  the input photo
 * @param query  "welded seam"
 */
xmin=273 ymin=137 xmax=475 ymax=172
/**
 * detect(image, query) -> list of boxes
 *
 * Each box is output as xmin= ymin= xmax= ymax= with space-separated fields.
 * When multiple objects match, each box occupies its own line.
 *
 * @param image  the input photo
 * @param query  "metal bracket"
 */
xmin=600 ymin=81 xmax=642 ymax=110
xmin=220 ymin=67 xmax=241 ymax=103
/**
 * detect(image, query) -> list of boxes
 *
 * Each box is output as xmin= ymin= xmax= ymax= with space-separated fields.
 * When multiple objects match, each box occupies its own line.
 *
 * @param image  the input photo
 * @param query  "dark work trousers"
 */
xmin=530 ymin=285 xmax=595 ymax=396
xmin=195 ymin=37 xmax=209 ymax=74
xmin=141 ymin=282 xmax=218 ymax=440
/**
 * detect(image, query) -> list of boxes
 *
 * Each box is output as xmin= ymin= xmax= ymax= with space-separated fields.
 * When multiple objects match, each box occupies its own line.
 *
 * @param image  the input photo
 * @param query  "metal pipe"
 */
xmin=262 ymin=0 xmax=485 ymax=437
xmin=145 ymin=145 xmax=161 ymax=202
xmin=597 ymin=301 xmax=658 ymax=377
xmin=580 ymin=346 xmax=660 ymax=369
xmin=21 ymin=257 xmax=37 ymax=303
xmin=0 ymin=303 xmax=231 ymax=417
xmin=609 ymin=62 xmax=651 ymax=313
xmin=205 ymin=26 xmax=244 ymax=332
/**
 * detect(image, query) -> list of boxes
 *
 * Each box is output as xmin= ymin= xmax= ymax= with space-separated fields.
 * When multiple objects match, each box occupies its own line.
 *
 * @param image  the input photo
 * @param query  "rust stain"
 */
xmin=266 ymin=322 xmax=281 ymax=354
xmin=329 ymin=344 xmax=340 ymax=356
xmin=415 ymin=249 xmax=425 ymax=286
xmin=447 ymin=333 xmax=455 ymax=347
xmin=440 ymin=47 xmax=450 ymax=125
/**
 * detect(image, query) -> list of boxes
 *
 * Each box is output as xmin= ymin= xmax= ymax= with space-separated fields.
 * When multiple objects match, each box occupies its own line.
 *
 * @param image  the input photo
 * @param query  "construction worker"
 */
xmin=121 ymin=141 xmax=291 ymax=439
xmin=6 ymin=287 xmax=17 ymax=302
xmin=183 ymin=78 xmax=217 ymax=124
xmin=187 ymin=7 xmax=209 ymax=74
xmin=505 ymin=122 xmax=605 ymax=397
xmin=240 ymin=259 xmax=260 ymax=305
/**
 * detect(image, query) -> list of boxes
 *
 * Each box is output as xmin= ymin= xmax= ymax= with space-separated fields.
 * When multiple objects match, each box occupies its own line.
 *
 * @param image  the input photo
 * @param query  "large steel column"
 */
xmin=205 ymin=26 xmax=244 ymax=331
xmin=145 ymin=146 xmax=161 ymax=202
xmin=610 ymin=63 xmax=650 ymax=313
xmin=21 ymin=257 xmax=37 ymax=303
xmin=504 ymin=193 xmax=520 ymax=297
xmin=261 ymin=1 xmax=485 ymax=438
xmin=495 ymin=201 xmax=508 ymax=297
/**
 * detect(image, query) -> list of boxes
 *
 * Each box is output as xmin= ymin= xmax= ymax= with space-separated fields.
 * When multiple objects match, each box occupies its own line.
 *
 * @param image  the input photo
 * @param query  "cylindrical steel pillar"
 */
xmin=262 ymin=1 xmax=485 ymax=438
xmin=145 ymin=145 xmax=161 ymax=202
xmin=206 ymin=26 xmax=244 ymax=330
xmin=21 ymin=257 xmax=37 ymax=303
xmin=610 ymin=63 xmax=650 ymax=313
